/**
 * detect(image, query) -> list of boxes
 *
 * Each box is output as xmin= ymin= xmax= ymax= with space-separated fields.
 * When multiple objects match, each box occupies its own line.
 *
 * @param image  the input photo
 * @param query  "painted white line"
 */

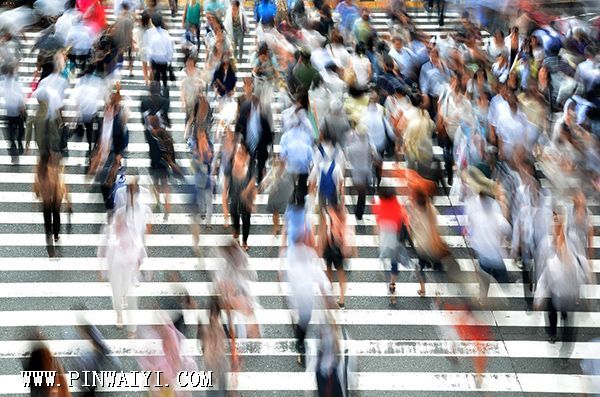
xmin=0 ymin=211 xmax=465 ymax=227
xmin=1 ymin=257 xmax=599 ymax=273
xmin=1 ymin=281 xmax=594 ymax=299
xmin=0 ymin=191 xmax=459 ymax=207
xmin=0 ymin=233 xmax=469 ymax=247
xmin=1 ymin=338 xmax=598 ymax=359
xmin=0 ymin=309 xmax=598 ymax=328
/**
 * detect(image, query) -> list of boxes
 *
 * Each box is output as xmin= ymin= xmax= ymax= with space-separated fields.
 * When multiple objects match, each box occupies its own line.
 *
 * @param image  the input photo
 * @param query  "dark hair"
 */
xmin=258 ymin=42 xmax=269 ymax=55
xmin=355 ymin=42 xmax=366 ymax=56
xmin=151 ymin=13 xmax=163 ymax=29
xmin=140 ymin=11 xmax=151 ymax=28
xmin=232 ymin=0 xmax=240 ymax=5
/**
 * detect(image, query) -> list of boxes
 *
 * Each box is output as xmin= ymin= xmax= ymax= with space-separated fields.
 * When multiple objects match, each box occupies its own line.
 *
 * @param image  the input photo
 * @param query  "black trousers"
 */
xmin=151 ymin=61 xmax=169 ymax=88
xmin=293 ymin=172 xmax=309 ymax=200
xmin=316 ymin=367 xmax=343 ymax=397
xmin=355 ymin=182 xmax=367 ymax=220
xmin=7 ymin=115 xmax=24 ymax=152
xmin=548 ymin=300 xmax=575 ymax=342
xmin=439 ymin=133 xmax=454 ymax=183
xmin=252 ymin=152 xmax=268 ymax=185
xmin=231 ymin=203 xmax=251 ymax=244
xmin=43 ymin=201 xmax=61 ymax=239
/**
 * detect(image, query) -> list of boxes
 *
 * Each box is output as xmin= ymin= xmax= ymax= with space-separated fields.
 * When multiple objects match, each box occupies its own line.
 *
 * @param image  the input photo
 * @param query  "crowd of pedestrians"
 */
xmin=3 ymin=0 xmax=600 ymax=394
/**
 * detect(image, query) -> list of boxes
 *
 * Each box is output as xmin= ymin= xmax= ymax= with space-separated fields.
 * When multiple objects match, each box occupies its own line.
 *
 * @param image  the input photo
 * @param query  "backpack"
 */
xmin=318 ymin=144 xmax=338 ymax=205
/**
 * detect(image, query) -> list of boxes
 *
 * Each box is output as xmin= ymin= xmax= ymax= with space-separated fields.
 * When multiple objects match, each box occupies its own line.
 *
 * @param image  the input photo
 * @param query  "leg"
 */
xmin=161 ymin=175 xmax=171 ymax=216
xmin=204 ymin=187 xmax=213 ymax=226
xmin=272 ymin=210 xmax=280 ymax=235
xmin=355 ymin=183 xmax=366 ymax=220
xmin=337 ymin=267 xmax=346 ymax=306
xmin=297 ymin=173 xmax=309 ymax=199
xmin=547 ymin=299 xmax=558 ymax=341
xmin=52 ymin=201 xmax=61 ymax=240
xmin=42 ymin=204 xmax=52 ymax=237
xmin=416 ymin=256 xmax=427 ymax=296
xmin=231 ymin=203 xmax=241 ymax=239
xmin=7 ymin=116 xmax=18 ymax=154
xmin=257 ymin=155 xmax=267 ymax=185
xmin=84 ymin=119 xmax=95 ymax=153
xmin=241 ymin=206 xmax=251 ymax=245
xmin=142 ymin=61 xmax=149 ymax=85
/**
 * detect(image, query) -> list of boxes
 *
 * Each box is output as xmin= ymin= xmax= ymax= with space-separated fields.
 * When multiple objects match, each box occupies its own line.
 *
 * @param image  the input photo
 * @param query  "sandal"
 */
xmin=337 ymin=300 xmax=345 ymax=309
xmin=242 ymin=243 xmax=249 ymax=252
xmin=417 ymin=289 xmax=426 ymax=297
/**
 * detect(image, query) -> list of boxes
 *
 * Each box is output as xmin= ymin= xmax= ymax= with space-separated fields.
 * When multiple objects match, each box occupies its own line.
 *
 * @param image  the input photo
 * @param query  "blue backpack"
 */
xmin=318 ymin=145 xmax=338 ymax=205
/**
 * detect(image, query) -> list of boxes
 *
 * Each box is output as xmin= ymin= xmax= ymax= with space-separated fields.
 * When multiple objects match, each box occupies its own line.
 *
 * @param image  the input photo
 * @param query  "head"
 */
xmin=232 ymin=0 xmax=240 ymax=9
xmin=392 ymin=36 xmax=403 ymax=50
xmin=151 ymin=13 xmax=163 ymax=29
xmin=140 ymin=10 xmax=151 ymax=28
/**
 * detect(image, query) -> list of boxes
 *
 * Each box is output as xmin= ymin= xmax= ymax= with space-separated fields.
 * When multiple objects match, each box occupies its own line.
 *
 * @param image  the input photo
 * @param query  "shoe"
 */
xmin=54 ymin=235 xmax=60 ymax=243
xmin=417 ymin=289 xmax=426 ymax=297
xmin=388 ymin=283 xmax=396 ymax=295
xmin=548 ymin=335 xmax=556 ymax=344
xmin=242 ymin=242 xmax=249 ymax=252
xmin=337 ymin=300 xmax=345 ymax=309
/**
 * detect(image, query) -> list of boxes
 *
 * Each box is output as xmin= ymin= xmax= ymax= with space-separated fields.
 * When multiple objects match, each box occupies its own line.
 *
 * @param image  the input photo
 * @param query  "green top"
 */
xmin=185 ymin=1 xmax=202 ymax=25
xmin=292 ymin=61 xmax=319 ymax=91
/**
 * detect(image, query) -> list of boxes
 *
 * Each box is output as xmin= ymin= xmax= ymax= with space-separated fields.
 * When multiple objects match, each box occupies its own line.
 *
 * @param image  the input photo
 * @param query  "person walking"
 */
xmin=223 ymin=143 xmax=257 ymax=251
xmin=144 ymin=13 xmax=174 ymax=91
xmin=33 ymin=153 xmax=71 ymax=246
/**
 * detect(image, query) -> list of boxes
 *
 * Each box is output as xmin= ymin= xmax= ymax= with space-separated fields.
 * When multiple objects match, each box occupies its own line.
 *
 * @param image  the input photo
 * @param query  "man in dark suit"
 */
xmin=235 ymin=95 xmax=273 ymax=185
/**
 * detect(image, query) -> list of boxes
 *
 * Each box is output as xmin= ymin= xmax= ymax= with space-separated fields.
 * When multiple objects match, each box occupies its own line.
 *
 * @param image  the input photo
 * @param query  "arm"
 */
xmin=182 ymin=2 xmax=188 ymax=27
xmin=222 ymin=176 xmax=230 ymax=224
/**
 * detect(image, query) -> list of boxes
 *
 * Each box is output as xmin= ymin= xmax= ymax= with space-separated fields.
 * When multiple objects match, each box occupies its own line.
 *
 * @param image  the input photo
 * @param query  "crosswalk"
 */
xmin=1 ymin=3 xmax=599 ymax=396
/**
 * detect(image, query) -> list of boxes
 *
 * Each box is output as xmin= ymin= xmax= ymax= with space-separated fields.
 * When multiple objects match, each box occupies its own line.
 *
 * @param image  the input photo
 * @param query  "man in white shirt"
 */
xmin=389 ymin=36 xmax=418 ymax=83
xmin=66 ymin=19 xmax=94 ymax=73
xmin=143 ymin=14 xmax=174 ymax=90
xmin=1 ymin=64 xmax=25 ymax=154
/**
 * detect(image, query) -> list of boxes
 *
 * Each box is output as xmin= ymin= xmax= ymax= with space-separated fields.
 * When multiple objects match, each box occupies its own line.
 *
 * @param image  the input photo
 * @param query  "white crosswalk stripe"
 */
xmin=0 ymin=4 xmax=599 ymax=396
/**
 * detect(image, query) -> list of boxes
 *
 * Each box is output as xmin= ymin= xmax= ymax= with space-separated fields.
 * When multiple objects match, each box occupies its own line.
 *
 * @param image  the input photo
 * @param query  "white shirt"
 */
xmin=67 ymin=23 xmax=94 ymax=55
xmin=143 ymin=27 xmax=174 ymax=64
xmin=309 ymin=141 xmax=345 ymax=187
xmin=1 ymin=75 xmax=24 ymax=117
xmin=73 ymin=74 xmax=106 ymax=119
xmin=465 ymin=195 xmax=511 ymax=263
xmin=361 ymin=103 xmax=392 ymax=152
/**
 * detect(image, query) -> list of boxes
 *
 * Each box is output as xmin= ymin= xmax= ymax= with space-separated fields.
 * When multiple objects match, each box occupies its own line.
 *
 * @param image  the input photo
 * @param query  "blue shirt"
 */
xmin=280 ymin=128 xmax=313 ymax=174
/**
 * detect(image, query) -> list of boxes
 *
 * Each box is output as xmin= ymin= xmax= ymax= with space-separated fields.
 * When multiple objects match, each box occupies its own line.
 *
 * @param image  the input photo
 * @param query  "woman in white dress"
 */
xmin=99 ymin=206 xmax=147 ymax=338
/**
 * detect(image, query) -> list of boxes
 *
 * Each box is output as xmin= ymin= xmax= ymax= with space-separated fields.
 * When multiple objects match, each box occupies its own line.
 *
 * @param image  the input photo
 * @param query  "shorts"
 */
xmin=149 ymin=167 xmax=168 ymax=185
xmin=323 ymin=242 xmax=344 ymax=271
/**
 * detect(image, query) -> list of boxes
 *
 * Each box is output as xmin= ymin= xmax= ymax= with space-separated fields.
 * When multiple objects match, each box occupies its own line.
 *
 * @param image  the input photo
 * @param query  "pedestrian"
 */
xmin=33 ymin=153 xmax=71 ymax=245
xmin=1 ymin=63 xmax=26 ymax=156
xmin=235 ymin=94 xmax=273 ymax=185
xmin=190 ymin=129 xmax=214 ymax=253
xmin=373 ymin=186 xmax=410 ymax=304
xmin=223 ymin=142 xmax=257 ymax=251
xmin=134 ymin=10 xmax=152 ymax=86
xmin=224 ymin=0 xmax=247 ymax=63
xmin=346 ymin=124 xmax=378 ymax=220
xmin=261 ymin=156 xmax=294 ymax=236
xmin=144 ymin=13 xmax=174 ymax=90
xmin=285 ymin=234 xmax=331 ymax=366
xmin=319 ymin=205 xmax=355 ymax=309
